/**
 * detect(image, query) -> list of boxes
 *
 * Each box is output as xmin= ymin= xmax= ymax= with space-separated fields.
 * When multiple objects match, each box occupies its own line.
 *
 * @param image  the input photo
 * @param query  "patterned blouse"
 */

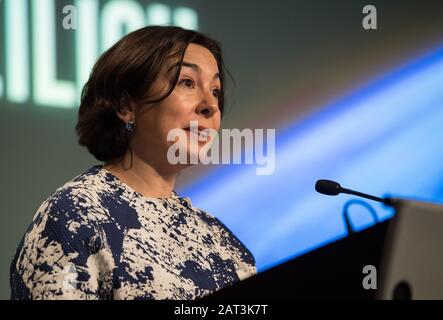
xmin=10 ymin=165 xmax=256 ymax=300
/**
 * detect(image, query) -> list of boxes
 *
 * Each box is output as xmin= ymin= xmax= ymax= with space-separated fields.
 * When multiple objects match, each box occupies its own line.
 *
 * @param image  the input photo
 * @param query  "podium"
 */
xmin=205 ymin=198 xmax=443 ymax=300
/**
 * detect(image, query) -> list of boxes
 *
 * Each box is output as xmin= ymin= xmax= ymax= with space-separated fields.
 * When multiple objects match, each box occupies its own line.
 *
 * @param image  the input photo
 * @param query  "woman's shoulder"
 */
xmin=10 ymin=165 xmax=114 ymax=300
xmin=51 ymin=164 xmax=108 ymax=199
xmin=33 ymin=165 xmax=113 ymax=226
xmin=12 ymin=166 xmax=110 ymax=273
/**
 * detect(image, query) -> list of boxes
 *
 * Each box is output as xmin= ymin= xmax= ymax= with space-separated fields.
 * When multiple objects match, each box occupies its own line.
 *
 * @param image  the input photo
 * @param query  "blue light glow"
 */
xmin=179 ymin=45 xmax=443 ymax=272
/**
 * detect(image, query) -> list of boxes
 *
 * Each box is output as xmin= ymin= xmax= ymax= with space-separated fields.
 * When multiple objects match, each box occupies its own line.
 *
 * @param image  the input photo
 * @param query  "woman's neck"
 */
xmin=103 ymin=149 xmax=178 ymax=199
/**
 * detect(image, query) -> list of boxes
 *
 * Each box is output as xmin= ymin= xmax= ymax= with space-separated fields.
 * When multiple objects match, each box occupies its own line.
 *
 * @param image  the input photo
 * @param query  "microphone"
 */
xmin=315 ymin=179 xmax=394 ymax=206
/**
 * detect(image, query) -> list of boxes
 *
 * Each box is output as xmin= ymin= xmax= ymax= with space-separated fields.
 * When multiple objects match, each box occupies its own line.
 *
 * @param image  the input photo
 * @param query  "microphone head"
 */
xmin=315 ymin=179 xmax=342 ymax=196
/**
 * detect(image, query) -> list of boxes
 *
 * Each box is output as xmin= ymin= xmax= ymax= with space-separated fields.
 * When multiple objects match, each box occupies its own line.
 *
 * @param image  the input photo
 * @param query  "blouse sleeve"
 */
xmin=10 ymin=200 xmax=114 ymax=300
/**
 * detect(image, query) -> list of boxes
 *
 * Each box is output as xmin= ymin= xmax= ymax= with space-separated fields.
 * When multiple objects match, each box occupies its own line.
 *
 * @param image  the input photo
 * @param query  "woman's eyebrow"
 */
xmin=169 ymin=61 xmax=220 ymax=80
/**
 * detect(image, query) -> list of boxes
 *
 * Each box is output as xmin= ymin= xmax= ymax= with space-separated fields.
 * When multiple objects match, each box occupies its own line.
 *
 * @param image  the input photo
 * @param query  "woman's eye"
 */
xmin=212 ymin=88 xmax=221 ymax=99
xmin=179 ymin=78 xmax=194 ymax=88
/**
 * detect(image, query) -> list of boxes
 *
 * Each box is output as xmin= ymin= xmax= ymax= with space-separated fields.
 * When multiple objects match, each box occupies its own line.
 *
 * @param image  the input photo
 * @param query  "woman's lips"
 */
xmin=183 ymin=125 xmax=209 ymax=131
xmin=183 ymin=127 xmax=210 ymax=145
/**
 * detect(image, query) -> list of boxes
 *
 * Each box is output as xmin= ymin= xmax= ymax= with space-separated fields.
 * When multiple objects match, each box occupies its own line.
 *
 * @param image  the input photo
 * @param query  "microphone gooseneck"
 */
xmin=315 ymin=179 xmax=394 ymax=206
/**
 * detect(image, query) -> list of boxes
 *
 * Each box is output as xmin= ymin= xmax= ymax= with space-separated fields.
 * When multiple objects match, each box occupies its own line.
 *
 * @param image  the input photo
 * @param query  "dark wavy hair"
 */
xmin=75 ymin=26 xmax=227 ymax=163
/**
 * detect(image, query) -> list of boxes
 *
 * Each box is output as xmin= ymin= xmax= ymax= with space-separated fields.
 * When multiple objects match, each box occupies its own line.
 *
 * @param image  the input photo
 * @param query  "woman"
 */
xmin=10 ymin=26 xmax=256 ymax=300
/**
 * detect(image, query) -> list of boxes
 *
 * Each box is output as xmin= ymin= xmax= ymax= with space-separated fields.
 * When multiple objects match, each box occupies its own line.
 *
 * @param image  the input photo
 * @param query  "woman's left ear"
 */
xmin=116 ymin=107 xmax=135 ymax=123
xmin=116 ymin=95 xmax=136 ymax=123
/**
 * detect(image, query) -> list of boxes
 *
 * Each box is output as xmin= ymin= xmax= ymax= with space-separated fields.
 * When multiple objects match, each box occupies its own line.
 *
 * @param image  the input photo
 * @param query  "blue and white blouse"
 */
xmin=10 ymin=165 xmax=256 ymax=300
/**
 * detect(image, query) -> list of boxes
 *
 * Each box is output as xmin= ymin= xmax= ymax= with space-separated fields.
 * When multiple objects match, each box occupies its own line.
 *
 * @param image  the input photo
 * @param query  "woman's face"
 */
xmin=130 ymin=43 xmax=222 ymax=169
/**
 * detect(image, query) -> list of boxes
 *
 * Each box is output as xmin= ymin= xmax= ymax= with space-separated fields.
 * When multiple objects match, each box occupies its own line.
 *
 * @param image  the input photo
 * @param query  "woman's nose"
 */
xmin=196 ymin=91 xmax=218 ymax=117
